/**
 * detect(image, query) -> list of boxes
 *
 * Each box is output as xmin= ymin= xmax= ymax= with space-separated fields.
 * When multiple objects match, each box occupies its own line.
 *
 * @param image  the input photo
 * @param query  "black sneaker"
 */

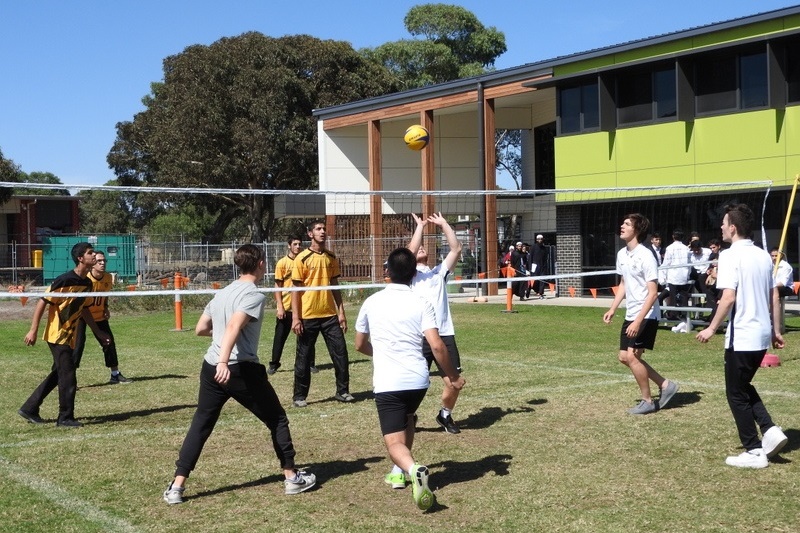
xmin=310 ymin=366 xmax=319 ymax=374
xmin=267 ymin=364 xmax=279 ymax=375
xmin=435 ymin=413 xmax=461 ymax=434
xmin=56 ymin=419 xmax=83 ymax=428
xmin=110 ymin=372 xmax=131 ymax=384
xmin=18 ymin=409 xmax=45 ymax=424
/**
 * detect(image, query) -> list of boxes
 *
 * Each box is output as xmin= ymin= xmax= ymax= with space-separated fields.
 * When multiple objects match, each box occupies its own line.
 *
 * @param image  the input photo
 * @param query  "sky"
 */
xmin=1 ymin=1 xmax=798 ymax=190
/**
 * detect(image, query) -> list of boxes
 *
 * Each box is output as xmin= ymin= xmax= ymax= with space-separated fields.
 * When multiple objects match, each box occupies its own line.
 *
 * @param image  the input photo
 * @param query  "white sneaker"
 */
xmin=762 ymin=426 xmax=788 ymax=458
xmin=671 ymin=323 xmax=687 ymax=333
xmin=725 ymin=448 xmax=768 ymax=469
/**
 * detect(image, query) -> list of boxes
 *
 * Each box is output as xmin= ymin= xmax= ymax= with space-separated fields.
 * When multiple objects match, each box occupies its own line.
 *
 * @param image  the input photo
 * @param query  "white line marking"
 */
xmin=0 ymin=454 xmax=140 ymax=532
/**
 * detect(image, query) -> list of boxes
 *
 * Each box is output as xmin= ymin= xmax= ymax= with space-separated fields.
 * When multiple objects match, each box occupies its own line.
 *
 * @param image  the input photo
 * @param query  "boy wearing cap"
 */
xmin=531 ymin=234 xmax=549 ymax=299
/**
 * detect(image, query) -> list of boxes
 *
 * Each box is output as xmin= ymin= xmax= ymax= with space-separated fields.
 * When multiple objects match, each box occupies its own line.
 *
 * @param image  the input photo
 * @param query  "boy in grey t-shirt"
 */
xmin=163 ymin=244 xmax=316 ymax=504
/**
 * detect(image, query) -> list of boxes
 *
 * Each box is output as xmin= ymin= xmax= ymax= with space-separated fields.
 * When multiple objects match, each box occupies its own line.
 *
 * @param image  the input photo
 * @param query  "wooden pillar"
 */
xmin=420 ymin=110 xmax=436 ymax=266
xmin=368 ymin=119 xmax=384 ymax=282
xmin=483 ymin=98 xmax=499 ymax=296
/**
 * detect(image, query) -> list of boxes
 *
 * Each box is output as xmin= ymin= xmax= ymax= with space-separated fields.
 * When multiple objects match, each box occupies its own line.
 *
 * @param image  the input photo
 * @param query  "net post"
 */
xmin=501 ymin=265 xmax=518 ymax=313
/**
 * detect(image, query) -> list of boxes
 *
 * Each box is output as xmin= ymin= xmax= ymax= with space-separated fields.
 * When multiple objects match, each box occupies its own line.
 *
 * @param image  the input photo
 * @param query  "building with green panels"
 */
xmin=313 ymin=6 xmax=800 ymax=295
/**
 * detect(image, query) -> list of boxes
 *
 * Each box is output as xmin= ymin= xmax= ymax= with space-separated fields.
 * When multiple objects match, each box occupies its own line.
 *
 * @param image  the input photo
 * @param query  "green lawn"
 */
xmin=1 ymin=302 xmax=798 ymax=532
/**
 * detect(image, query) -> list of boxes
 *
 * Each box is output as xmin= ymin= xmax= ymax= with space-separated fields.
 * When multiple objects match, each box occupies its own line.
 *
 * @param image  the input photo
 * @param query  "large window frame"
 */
xmin=616 ymin=64 xmax=677 ymax=126
xmin=557 ymin=81 xmax=599 ymax=135
xmin=694 ymin=46 xmax=768 ymax=116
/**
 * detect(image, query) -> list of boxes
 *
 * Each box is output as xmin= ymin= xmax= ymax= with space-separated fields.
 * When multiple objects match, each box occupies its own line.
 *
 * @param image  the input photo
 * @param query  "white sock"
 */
xmin=441 ymin=407 xmax=452 ymax=418
xmin=111 ymin=370 xmax=120 ymax=376
xmin=391 ymin=465 xmax=403 ymax=475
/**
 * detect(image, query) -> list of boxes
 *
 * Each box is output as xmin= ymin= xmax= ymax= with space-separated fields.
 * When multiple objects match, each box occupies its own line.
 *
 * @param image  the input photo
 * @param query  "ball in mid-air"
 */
xmin=404 ymin=125 xmax=429 ymax=150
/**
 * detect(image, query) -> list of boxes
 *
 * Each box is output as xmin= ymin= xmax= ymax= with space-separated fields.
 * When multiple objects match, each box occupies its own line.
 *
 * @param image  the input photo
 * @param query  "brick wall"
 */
xmin=556 ymin=205 xmax=582 ymax=297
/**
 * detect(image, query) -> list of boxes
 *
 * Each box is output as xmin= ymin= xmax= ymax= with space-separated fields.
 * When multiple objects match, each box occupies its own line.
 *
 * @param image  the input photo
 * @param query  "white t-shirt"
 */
xmin=355 ymin=283 xmax=437 ymax=393
xmin=203 ymin=280 xmax=265 ymax=365
xmin=689 ymin=247 xmax=712 ymax=274
xmin=662 ymin=240 xmax=691 ymax=285
xmin=411 ymin=264 xmax=455 ymax=336
xmin=716 ymin=239 xmax=774 ymax=351
xmin=774 ymin=259 xmax=793 ymax=288
xmin=616 ymin=243 xmax=660 ymax=321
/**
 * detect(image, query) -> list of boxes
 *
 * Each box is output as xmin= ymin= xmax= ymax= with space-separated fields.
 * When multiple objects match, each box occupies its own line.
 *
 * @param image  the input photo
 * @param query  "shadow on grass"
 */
xmin=85 ymin=403 xmax=196 ymax=424
xmin=429 ymin=453 xmax=512 ymax=489
xmin=80 ymin=374 xmax=189 ymax=389
xmin=418 ymin=403 xmax=539 ymax=433
xmin=771 ymin=428 xmax=799 ymax=462
xmin=187 ymin=455 xmax=384 ymax=502
xmin=659 ymin=390 xmax=703 ymax=410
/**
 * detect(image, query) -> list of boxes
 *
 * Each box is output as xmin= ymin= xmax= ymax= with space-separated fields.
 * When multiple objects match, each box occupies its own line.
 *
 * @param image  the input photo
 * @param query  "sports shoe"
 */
xmin=410 ymin=464 xmax=434 ymax=510
xmin=435 ymin=413 xmax=461 ymax=434
xmin=18 ymin=409 xmax=45 ymax=424
xmin=762 ymin=426 xmax=788 ymax=459
xmin=109 ymin=372 xmax=131 ymax=384
xmin=56 ymin=419 xmax=83 ymax=428
xmin=284 ymin=470 xmax=316 ymax=495
xmin=725 ymin=448 xmax=768 ymax=469
xmin=310 ymin=366 xmax=319 ymax=374
xmin=384 ymin=472 xmax=407 ymax=489
xmin=658 ymin=380 xmax=679 ymax=410
xmin=334 ymin=392 xmax=355 ymax=403
xmin=267 ymin=364 xmax=279 ymax=375
xmin=293 ymin=399 xmax=308 ymax=408
xmin=163 ymin=483 xmax=185 ymax=504
xmin=627 ymin=400 xmax=656 ymax=415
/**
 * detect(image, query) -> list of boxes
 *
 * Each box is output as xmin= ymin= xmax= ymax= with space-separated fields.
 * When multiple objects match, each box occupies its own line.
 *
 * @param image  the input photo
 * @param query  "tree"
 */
xmin=495 ymin=130 xmax=522 ymax=190
xmin=362 ymin=3 xmax=506 ymax=89
xmin=108 ymin=33 xmax=397 ymax=242
xmin=78 ymin=180 xmax=136 ymax=234
xmin=14 ymin=171 xmax=70 ymax=196
xmin=0 ymin=147 xmax=22 ymax=205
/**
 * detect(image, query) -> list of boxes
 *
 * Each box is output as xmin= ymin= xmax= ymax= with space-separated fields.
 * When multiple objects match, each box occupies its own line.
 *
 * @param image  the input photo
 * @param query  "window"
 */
xmin=654 ymin=68 xmax=677 ymax=118
xmin=740 ymin=52 xmax=768 ymax=108
xmin=558 ymin=82 xmax=599 ymax=134
xmin=696 ymin=54 xmax=737 ymax=113
xmin=695 ymin=48 xmax=768 ymax=114
xmin=787 ymin=40 xmax=800 ymax=104
xmin=617 ymin=66 xmax=676 ymax=125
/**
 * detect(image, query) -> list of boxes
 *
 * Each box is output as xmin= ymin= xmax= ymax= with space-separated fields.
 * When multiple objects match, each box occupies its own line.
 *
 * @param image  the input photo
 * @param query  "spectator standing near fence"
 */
xmin=530 ymin=234 xmax=549 ymax=299
xmin=291 ymin=220 xmax=352 ymax=407
xmin=163 ymin=244 xmax=315 ymax=504
xmin=696 ymin=204 xmax=788 ymax=468
xmin=18 ymin=242 xmax=111 ymax=428
xmin=770 ymin=248 xmax=794 ymax=298
xmin=72 ymin=250 xmax=131 ymax=384
xmin=662 ymin=229 xmax=692 ymax=329
xmin=355 ymin=247 xmax=465 ymax=510
xmin=603 ymin=214 xmax=679 ymax=415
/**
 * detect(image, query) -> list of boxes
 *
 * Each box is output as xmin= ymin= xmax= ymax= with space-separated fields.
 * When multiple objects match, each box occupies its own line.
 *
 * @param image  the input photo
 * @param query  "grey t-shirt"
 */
xmin=203 ymin=280 xmax=265 ymax=365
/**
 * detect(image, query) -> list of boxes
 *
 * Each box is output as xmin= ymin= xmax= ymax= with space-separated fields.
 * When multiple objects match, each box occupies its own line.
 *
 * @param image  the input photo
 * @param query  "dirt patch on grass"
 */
xmin=0 ymin=300 xmax=35 ymax=322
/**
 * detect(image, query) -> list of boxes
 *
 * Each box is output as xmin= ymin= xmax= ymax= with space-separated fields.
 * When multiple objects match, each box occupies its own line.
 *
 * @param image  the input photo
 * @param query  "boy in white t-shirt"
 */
xmin=603 ymin=213 xmax=679 ymax=415
xmin=697 ymin=204 xmax=788 ymax=468
xmin=355 ymin=247 xmax=465 ymax=510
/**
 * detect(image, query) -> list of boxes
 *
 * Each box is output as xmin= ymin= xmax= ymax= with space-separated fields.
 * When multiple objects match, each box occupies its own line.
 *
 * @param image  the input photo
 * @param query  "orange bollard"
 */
xmin=548 ymin=282 xmax=555 ymax=293
xmin=568 ymin=286 xmax=576 ymax=297
xmin=126 ymin=285 xmax=136 ymax=291
xmin=211 ymin=282 xmax=221 ymax=290
xmin=20 ymin=297 xmax=28 ymax=306
xmin=502 ymin=265 xmax=518 ymax=313
xmin=611 ymin=285 xmax=620 ymax=296
xmin=160 ymin=278 xmax=169 ymax=289
xmin=174 ymin=272 xmax=183 ymax=330
xmin=590 ymin=288 xmax=597 ymax=299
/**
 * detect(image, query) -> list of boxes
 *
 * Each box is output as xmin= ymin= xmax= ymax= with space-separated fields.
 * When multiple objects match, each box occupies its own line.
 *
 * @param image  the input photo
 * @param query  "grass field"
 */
xmin=1 ymin=300 xmax=799 ymax=532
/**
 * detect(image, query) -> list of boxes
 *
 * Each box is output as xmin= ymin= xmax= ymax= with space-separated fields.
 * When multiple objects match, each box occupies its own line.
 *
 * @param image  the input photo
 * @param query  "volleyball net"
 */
xmin=0 ymin=179 xmax=778 ymax=308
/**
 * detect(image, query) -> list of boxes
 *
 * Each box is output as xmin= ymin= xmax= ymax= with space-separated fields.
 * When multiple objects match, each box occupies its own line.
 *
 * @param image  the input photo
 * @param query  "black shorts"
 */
xmin=422 ymin=335 xmax=462 ymax=374
xmin=375 ymin=389 xmax=427 ymax=435
xmin=619 ymin=319 xmax=658 ymax=351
